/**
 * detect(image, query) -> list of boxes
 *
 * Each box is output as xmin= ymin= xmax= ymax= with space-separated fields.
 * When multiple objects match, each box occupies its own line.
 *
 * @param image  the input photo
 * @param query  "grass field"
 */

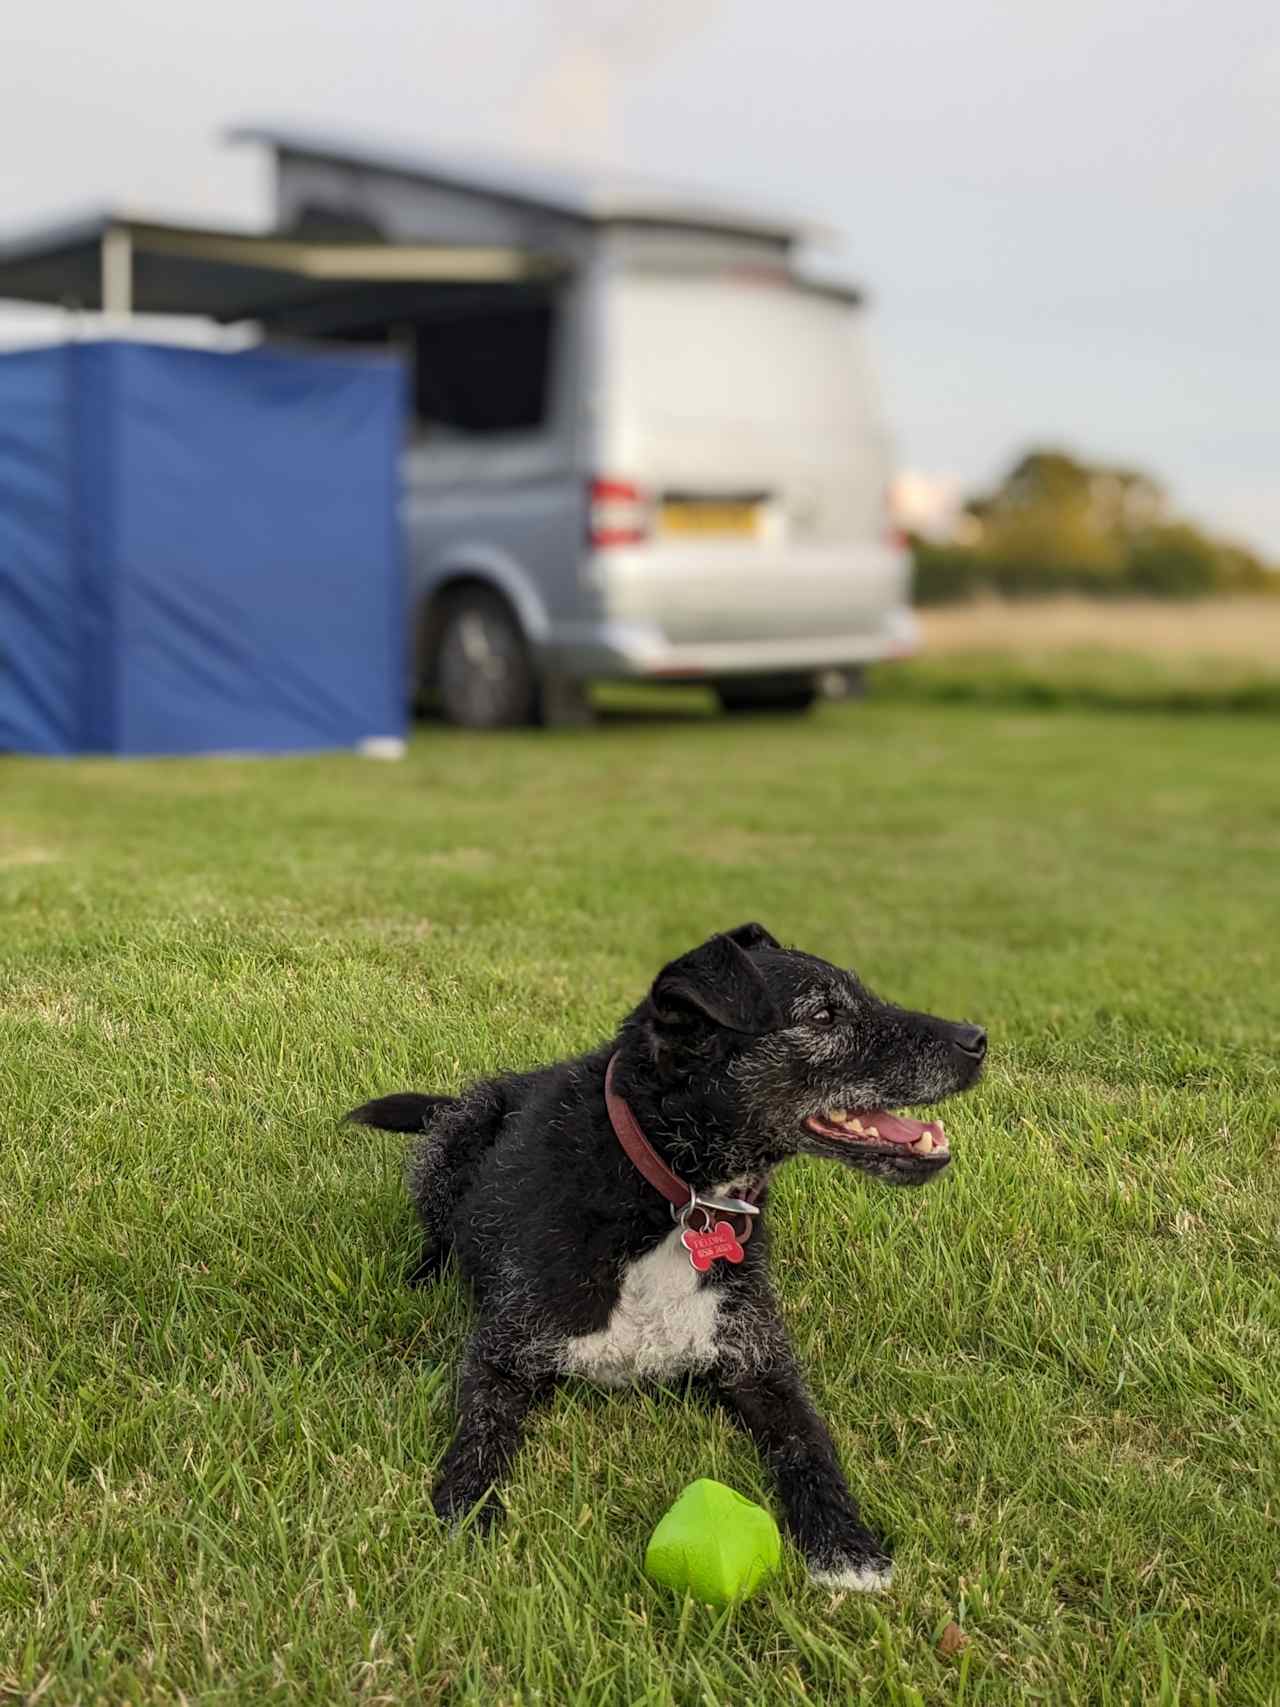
xmin=918 ymin=597 xmax=1280 ymax=667
xmin=2 ymin=690 xmax=1278 ymax=1705
xmin=897 ymin=598 xmax=1280 ymax=715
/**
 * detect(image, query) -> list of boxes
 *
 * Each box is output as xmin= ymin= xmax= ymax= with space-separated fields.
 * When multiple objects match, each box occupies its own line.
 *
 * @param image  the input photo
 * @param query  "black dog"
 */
xmin=349 ymin=924 xmax=985 ymax=1589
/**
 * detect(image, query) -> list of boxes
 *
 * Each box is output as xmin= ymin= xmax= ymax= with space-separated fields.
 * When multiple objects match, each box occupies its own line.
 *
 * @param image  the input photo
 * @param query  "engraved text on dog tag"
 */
xmin=681 ymin=1218 xmax=745 ymax=1272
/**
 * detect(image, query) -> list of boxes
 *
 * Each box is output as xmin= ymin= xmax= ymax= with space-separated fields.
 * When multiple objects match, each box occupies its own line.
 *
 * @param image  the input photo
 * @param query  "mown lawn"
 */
xmin=2 ymin=692 xmax=1278 ymax=1706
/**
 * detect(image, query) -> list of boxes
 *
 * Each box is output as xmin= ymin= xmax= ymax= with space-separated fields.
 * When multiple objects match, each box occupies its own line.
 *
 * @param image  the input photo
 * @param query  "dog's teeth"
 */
xmin=863 ymin=1124 xmax=879 ymax=1139
xmin=914 ymin=1131 xmax=934 ymax=1154
xmin=829 ymin=1107 xmax=849 ymax=1122
xmin=847 ymin=1117 xmax=865 ymax=1133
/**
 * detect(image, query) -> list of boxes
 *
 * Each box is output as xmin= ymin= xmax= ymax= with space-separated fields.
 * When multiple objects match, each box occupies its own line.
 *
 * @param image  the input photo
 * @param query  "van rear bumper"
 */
xmin=543 ymin=604 xmax=919 ymax=680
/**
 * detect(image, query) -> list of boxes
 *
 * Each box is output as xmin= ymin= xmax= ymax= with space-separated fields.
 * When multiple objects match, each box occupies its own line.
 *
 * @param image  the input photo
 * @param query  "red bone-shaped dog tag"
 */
xmin=681 ymin=1218 xmax=745 ymax=1272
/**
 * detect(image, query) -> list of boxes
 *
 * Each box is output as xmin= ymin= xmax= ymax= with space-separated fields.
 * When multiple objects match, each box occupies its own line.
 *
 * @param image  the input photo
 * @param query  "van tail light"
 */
xmin=588 ymin=477 xmax=650 ymax=548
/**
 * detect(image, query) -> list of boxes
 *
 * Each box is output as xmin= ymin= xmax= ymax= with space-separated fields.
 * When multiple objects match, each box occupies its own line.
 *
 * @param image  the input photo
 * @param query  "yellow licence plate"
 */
xmin=659 ymin=500 xmax=761 ymax=538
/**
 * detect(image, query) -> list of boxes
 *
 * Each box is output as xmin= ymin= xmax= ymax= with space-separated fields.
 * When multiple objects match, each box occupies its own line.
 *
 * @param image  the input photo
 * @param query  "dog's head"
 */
xmin=639 ymin=923 xmax=986 ymax=1186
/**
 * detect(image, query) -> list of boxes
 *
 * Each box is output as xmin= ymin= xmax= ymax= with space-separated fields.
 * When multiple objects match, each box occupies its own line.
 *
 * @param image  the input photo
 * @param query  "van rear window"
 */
xmin=606 ymin=274 xmax=874 ymax=434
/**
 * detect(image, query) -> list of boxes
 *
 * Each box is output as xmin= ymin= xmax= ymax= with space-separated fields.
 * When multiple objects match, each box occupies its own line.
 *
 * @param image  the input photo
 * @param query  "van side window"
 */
xmin=296 ymin=286 xmax=556 ymax=440
xmin=412 ymin=299 xmax=554 ymax=436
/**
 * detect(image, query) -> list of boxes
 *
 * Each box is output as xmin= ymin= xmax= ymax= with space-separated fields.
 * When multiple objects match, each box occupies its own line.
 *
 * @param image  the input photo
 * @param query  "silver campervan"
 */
xmin=249 ymin=128 xmax=919 ymax=726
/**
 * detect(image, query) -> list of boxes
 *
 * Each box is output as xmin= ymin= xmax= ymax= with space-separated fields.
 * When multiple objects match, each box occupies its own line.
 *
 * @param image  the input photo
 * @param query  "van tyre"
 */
xmin=715 ymin=674 xmax=818 ymax=716
xmin=435 ymin=589 xmax=538 ymax=729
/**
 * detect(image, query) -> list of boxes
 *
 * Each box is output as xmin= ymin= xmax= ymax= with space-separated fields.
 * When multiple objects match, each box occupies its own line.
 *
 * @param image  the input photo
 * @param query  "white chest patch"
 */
xmin=556 ymin=1227 xmax=723 ymax=1388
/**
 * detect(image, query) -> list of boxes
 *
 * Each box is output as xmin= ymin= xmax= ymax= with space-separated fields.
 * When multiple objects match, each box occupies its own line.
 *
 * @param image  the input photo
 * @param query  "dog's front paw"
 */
xmin=807 ymin=1535 xmax=894 ymax=1593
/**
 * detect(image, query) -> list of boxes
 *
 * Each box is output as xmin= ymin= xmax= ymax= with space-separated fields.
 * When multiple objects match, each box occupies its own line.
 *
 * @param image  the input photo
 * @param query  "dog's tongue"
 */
xmin=861 ymin=1110 xmax=934 ymax=1147
xmin=808 ymin=1106 xmax=949 ymax=1154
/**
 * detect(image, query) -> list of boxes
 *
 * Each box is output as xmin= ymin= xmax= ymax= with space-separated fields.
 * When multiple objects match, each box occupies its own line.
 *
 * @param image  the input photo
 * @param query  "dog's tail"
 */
xmin=345 ymin=1092 xmax=458 ymax=1133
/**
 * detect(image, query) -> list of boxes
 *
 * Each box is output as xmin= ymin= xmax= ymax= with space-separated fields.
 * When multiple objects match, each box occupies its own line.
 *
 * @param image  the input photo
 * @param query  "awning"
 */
xmin=0 ymin=211 xmax=565 ymax=321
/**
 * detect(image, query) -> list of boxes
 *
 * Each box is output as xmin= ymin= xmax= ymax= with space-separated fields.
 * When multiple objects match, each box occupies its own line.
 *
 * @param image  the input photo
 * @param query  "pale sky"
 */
xmin=2 ymin=0 xmax=1277 ymax=555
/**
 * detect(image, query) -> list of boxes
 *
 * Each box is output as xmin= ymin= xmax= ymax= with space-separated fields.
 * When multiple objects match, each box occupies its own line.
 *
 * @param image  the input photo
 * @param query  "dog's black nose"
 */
xmin=951 ymin=1024 xmax=987 ymax=1062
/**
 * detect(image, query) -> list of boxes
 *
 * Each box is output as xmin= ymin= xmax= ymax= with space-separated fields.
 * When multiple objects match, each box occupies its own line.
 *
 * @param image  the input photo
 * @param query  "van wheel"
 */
xmin=434 ymin=589 xmax=538 ymax=729
xmin=715 ymin=674 xmax=818 ymax=716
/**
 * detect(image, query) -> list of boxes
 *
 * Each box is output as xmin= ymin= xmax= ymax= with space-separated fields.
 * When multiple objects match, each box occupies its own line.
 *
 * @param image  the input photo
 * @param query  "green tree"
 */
xmin=912 ymin=448 xmax=1277 ymax=602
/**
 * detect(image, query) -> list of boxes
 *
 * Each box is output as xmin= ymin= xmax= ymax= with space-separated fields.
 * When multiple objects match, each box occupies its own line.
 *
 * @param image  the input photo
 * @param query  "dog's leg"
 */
xmin=710 ymin=1348 xmax=893 ymax=1591
xmin=432 ymin=1332 xmax=553 ymax=1532
xmin=404 ymin=1081 xmax=518 ymax=1282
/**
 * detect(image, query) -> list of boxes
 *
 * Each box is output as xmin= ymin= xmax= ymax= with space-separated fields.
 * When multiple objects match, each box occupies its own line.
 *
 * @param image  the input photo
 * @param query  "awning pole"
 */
xmin=100 ymin=226 xmax=133 ymax=318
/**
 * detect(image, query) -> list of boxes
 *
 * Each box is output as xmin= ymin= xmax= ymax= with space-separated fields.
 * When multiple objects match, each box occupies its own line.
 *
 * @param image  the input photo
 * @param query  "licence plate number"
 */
xmin=659 ymin=500 xmax=761 ymax=538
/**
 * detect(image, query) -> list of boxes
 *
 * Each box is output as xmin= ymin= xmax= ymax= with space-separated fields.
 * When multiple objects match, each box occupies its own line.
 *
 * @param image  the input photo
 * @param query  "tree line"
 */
xmin=912 ymin=450 xmax=1277 ymax=603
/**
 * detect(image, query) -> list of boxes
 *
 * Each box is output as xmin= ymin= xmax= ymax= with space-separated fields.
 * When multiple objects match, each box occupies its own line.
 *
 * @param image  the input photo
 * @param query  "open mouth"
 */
xmin=804 ymin=1107 xmax=949 ymax=1158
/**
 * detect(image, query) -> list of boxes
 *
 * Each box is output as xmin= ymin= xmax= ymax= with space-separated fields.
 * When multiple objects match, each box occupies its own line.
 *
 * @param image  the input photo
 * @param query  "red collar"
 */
xmin=604 ymin=1052 xmax=763 ymax=1233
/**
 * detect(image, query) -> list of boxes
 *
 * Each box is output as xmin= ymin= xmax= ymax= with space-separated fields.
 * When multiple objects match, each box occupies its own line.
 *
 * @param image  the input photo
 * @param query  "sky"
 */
xmin=2 ymin=0 xmax=1277 ymax=554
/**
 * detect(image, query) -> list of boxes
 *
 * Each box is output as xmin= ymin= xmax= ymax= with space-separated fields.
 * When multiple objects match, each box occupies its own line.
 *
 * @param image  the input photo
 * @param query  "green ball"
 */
xmin=644 ymin=1478 xmax=782 ymax=1606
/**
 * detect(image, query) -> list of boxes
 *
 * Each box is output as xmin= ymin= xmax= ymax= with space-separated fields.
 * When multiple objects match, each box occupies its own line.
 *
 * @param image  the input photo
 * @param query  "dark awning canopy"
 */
xmin=0 ymin=211 xmax=565 ymax=322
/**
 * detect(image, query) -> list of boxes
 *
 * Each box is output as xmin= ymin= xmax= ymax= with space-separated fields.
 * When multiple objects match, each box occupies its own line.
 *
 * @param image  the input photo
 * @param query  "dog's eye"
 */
xmin=811 ymin=1007 xmax=835 ymax=1026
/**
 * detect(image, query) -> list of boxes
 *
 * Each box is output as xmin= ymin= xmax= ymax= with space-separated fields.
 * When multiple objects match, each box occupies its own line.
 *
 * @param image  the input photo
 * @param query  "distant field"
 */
xmin=2 ymin=697 xmax=1278 ymax=1705
xmin=919 ymin=595 xmax=1280 ymax=663
xmin=854 ymin=596 xmax=1280 ymax=715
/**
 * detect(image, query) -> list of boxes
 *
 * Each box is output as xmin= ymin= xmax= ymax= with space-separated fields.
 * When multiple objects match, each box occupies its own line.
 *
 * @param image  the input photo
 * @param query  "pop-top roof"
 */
xmin=0 ymin=127 xmax=850 ymax=320
xmin=230 ymin=122 xmax=825 ymax=245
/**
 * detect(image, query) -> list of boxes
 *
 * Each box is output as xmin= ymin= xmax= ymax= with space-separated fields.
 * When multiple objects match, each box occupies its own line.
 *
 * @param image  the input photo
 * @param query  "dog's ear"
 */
xmin=650 ymin=933 xmax=783 ymax=1034
xmin=722 ymin=921 xmax=780 ymax=953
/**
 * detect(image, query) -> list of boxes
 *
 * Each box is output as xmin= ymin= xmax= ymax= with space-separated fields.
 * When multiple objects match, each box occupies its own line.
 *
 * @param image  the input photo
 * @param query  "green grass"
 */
xmin=2 ymin=694 xmax=1278 ymax=1706
xmin=871 ymin=650 xmax=1280 ymax=714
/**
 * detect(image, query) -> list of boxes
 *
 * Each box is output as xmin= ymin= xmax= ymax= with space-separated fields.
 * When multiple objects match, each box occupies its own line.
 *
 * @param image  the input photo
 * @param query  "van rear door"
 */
xmin=595 ymin=270 xmax=906 ymax=651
